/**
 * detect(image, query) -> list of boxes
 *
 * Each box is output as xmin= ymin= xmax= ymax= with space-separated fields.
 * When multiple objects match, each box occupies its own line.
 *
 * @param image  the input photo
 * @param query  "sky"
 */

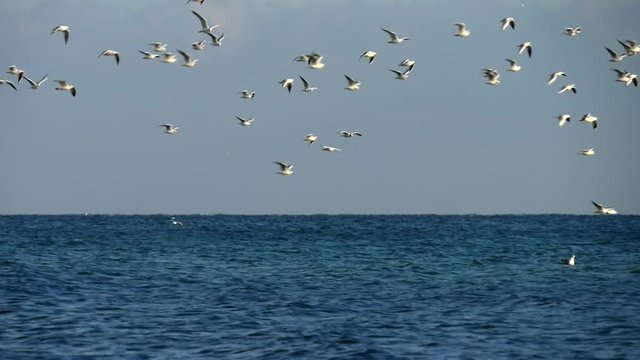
xmin=1 ymin=0 xmax=639 ymax=215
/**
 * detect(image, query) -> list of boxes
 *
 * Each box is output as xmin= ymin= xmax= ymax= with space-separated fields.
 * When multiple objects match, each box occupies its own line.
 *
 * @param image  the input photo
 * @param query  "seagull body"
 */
xmin=162 ymin=52 xmax=178 ymax=64
xmin=580 ymin=113 xmax=598 ymax=129
xmin=139 ymin=50 xmax=160 ymax=59
xmin=149 ymin=42 xmax=167 ymax=52
xmin=304 ymin=134 xmax=318 ymax=145
xmin=191 ymin=10 xmax=221 ymax=33
xmin=235 ymin=116 xmax=254 ymax=126
xmin=299 ymin=75 xmax=317 ymax=92
xmin=592 ymin=201 xmax=617 ymax=215
xmin=7 ymin=65 xmax=24 ymax=83
xmin=518 ymin=42 xmax=533 ymax=57
xmin=51 ymin=25 xmax=70 ymax=44
xmin=307 ymin=53 xmax=325 ymax=69
xmin=613 ymin=69 xmax=638 ymax=86
xmin=360 ymin=50 xmax=377 ymax=64
xmin=322 ymin=145 xmax=341 ymax=152
xmin=561 ymin=255 xmax=576 ymax=266
xmin=279 ymin=78 xmax=294 ymax=93
xmin=557 ymin=114 xmax=571 ymax=127
xmin=453 ymin=22 xmax=471 ymax=38
xmin=239 ymin=90 xmax=255 ymax=99
xmin=547 ymin=71 xmax=566 ymax=85
xmin=0 ymin=79 xmax=17 ymax=91
xmin=160 ymin=124 xmax=179 ymax=134
xmin=344 ymin=74 xmax=361 ymax=91
xmin=617 ymin=39 xmax=640 ymax=56
xmin=500 ymin=17 xmax=515 ymax=31
xmin=483 ymin=68 xmax=500 ymax=85
xmin=274 ymin=162 xmax=294 ymax=176
xmin=506 ymin=59 xmax=521 ymax=72
xmin=54 ymin=80 xmax=76 ymax=96
xmin=178 ymin=49 xmax=198 ymax=67
xmin=606 ymin=47 xmax=627 ymax=62
xmin=399 ymin=59 xmax=416 ymax=68
xmin=558 ymin=83 xmax=577 ymax=94
xmin=192 ymin=40 xmax=206 ymax=50
xmin=337 ymin=131 xmax=362 ymax=138
xmin=23 ymin=74 xmax=48 ymax=89
xmin=205 ymin=32 xmax=224 ymax=46
xmin=98 ymin=49 xmax=120 ymax=65
xmin=390 ymin=68 xmax=412 ymax=80
xmin=564 ymin=27 xmax=582 ymax=37
xmin=579 ymin=148 xmax=595 ymax=156
xmin=382 ymin=28 xmax=409 ymax=44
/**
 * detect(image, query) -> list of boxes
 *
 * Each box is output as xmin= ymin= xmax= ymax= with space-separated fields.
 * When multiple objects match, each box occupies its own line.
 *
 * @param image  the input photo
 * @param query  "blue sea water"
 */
xmin=1 ymin=215 xmax=639 ymax=359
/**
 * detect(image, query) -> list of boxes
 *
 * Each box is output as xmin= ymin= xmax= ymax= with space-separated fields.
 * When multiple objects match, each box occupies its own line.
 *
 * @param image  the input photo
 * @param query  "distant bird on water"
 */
xmin=561 ymin=255 xmax=576 ymax=266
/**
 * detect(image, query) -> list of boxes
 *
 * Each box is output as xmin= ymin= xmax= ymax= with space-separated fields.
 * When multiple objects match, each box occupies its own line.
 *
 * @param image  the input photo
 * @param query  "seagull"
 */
xmin=547 ymin=71 xmax=566 ymax=85
xmin=382 ymin=28 xmax=409 ymax=44
xmin=605 ymin=47 xmax=627 ymax=62
xmin=304 ymin=134 xmax=318 ymax=145
xmin=279 ymin=78 xmax=294 ymax=93
xmin=321 ymin=145 xmax=341 ymax=152
xmin=51 ymin=25 xmax=70 ymax=44
xmin=360 ymin=50 xmax=377 ymax=64
xmin=580 ymin=113 xmax=598 ymax=129
xmin=274 ymin=162 xmax=294 ymax=176
xmin=169 ymin=216 xmax=184 ymax=226
xmin=560 ymin=255 xmax=576 ymax=266
xmin=54 ymin=80 xmax=76 ymax=96
xmin=483 ymin=68 xmax=500 ymax=85
xmin=453 ymin=22 xmax=471 ymax=38
xmin=98 ymin=49 xmax=121 ymax=65
xmin=204 ymin=32 xmax=224 ymax=46
xmin=399 ymin=59 xmax=416 ymax=68
xmin=149 ymin=42 xmax=167 ymax=52
xmin=293 ymin=54 xmax=310 ymax=62
xmin=517 ymin=42 xmax=533 ymax=57
xmin=191 ymin=10 xmax=222 ymax=33
xmin=185 ymin=0 xmax=204 ymax=4
xmin=307 ymin=53 xmax=325 ymax=69
xmin=160 ymin=124 xmax=179 ymax=134
xmin=506 ymin=59 xmax=521 ymax=72
xmin=23 ymin=74 xmax=48 ymax=89
xmin=617 ymin=39 xmax=640 ymax=56
xmin=139 ymin=51 xmax=160 ymax=59
xmin=344 ymin=74 xmax=361 ymax=91
xmin=177 ymin=49 xmax=198 ymax=67
xmin=6 ymin=65 xmax=24 ymax=83
xmin=235 ymin=116 xmax=254 ymax=126
xmin=613 ymin=69 xmax=638 ymax=86
xmin=592 ymin=201 xmax=617 ymax=215
xmin=239 ymin=90 xmax=256 ymax=99
xmin=579 ymin=148 xmax=595 ymax=156
xmin=500 ymin=17 xmax=515 ymax=31
xmin=192 ymin=40 xmax=206 ymax=50
xmin=299 ymin=75 xmax=317 ymax=92
xmin=389 ymin=67 xmax=412 ymax=80
xmin=337 ymin=130 xmax=362 ymax=138
xmin=557 ymin=114 xmax=571 ymax=127
xmin=564 ymin=27 xmax=582 ymax=37
xmin=162 ymin=52 xmax=178 ymax=64
xmin=0 ymin=79 xmax=17 ymax=91
xmin=558 ymin=83 xmax=577 ymax=94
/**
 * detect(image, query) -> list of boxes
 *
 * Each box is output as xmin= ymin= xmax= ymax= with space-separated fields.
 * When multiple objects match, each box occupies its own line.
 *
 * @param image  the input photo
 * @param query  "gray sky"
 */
xmin=1 ymin=0 xmax=639 ymax=215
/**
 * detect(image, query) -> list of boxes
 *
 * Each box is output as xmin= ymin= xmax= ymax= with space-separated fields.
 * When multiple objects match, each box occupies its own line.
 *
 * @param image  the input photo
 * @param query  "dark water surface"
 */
xmin=1 ymin=215 xmax=639 ymax=359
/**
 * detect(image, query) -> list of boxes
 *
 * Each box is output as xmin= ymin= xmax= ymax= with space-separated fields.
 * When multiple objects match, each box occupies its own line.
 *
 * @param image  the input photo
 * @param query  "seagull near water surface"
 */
xmin=592 ymin=201 xmax=618 ymax=215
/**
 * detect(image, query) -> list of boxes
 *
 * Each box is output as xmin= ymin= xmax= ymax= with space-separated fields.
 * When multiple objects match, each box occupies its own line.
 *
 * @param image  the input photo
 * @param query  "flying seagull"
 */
xmin=617 ymin=39 xmax=640 ymax=56
xmin=500 ymin=17 xmax=515 ymax=31
xmin=453 ymin=22 xmax=471 ymax=38
xmin=344 ymin=74 xmax=361 ymax=91
xmin=51 ymin=25 xmax=70 ymax=44
xmin=235 ymin=116 xmax=254 ymax=127
xmin=547 ymin=71 xmax=566 ymax=85
xmin=307 ymin=53 xmax=325 ymax=69
xmin=0 ymin=79 xmax=17 ymax=91
xmin=360 ymin=50 xmax=377 ymax=64
xmin=580 ymin=113 xmax=598 ymax=129
xmin=177 ymin=49 xmax=198 ymax=67
xmin=613 ymin=69 xmax=638 ymax=87
xmin=304 ymin=134 xmax=318 ymax=145
xmin=483 ymin=68 xmax=500 ymax=85
xmin=506 ymin=59 xmax=521 ymax=72
xmin=279 ymin=78 xmax=294 ymax=93
xmin=274 ymin=162 xmax=294 ymax=176
xmin=564 ymin=27 xmax=582 ymax=37
xmin=592 ymin=201 xmax=617 ymax=215
xmin=159 ymin=124 xmax=179 ymax=134
xmin=299 ymin=75 xmax=317 ymax=92
xmin=23 ymin=74 xmax=48 ymax=89
xmin=558 ymin=83 xmax=577 ymax=94
xmin=162 ymin=52 xmax=178 ymax=64
xmin=321 ymin=145 xmax=341 ymax=152
xmin=337 ymin=131 xmax=362 ymax=138
xmin=579 ymin=148 xmax=595 ymax=156
xmin=389 ymin=67 xmax=412 ymax=80
xmin=139 ymin=51 xmax=159 ymax=59
xmin=149 ymin=42 xmax=167 ymax=52
xmin=517 ymin=42 xmax=533 ymax=57
xmin=399 ymin=59 xmax=416 ymax=68
xmin=204 ymin=32 xmax=224 ymax=46
xmin=557 ymin=114 xmax=571 ymax=127
xmin=54 ymin=80 xmax=76 ymax=96
xmin=239 ymin=90 xmax=255 ymax=99
xmin=191 ymin=10 xmax=222 ymax=33
xmin=605 ymin=47 xmax=627 ymax=62
xmin=98 ymin=49 xmax=121 ymax=65
xmin=382 ymin=28 xmax=409 ymax=44
xmin=192 ymin=40 xmax=206 ymax=50
xmin=6 ymin=65 xmax=24 ymax=83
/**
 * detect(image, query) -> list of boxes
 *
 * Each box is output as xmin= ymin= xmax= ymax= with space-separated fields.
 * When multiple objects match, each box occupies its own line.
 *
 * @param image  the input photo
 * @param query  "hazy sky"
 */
xmin=1 ymin=0 xmax=639 ymax=214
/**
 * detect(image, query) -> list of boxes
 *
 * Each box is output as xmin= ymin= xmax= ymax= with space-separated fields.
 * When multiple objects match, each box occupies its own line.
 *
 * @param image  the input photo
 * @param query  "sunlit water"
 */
xmin=1 ymin=215 xmax=639 ymax=359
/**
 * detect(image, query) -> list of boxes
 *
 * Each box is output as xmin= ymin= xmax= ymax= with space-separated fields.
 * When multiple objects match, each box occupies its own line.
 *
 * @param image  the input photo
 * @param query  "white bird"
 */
xmin=98 ymin=49 xmax=120 ymax=65
xmin=453 ymin=22 xmax=471 ymax=38
xmin=558 ymin=83 xmax=577 ymax=94
xmin=54 ymin=80 xmax=76 ymax=96
xmin=500 ymin=17 xmax=515 ymax=31
xmin=51 ymin=25 xmax=70 ymax=44
xmin=239 ymin=90 xmax=255 ymax=99
xmin=192 ymin=40 xmax=206 ymax=50
xmin=139 ymin=51 xmax=160 ymax=59
xmin=0 ymin=79 xmax=17 ymax=91
xmin=274 ymin=162 xmax=294 ymax=176
xmin=360 ymin=50 xmax=377 ymax=64
xmin=605 ymin=47 xmax=627 ymax=62
xmin=382 ymin=28 xmax=409 ymax=44
xmin=6 ymin=65 xmax=24 ymax=83
xmin=580 ymin=113 xmax=598 ymax=129
xmin=162 ymin=52 xmax=178 ymax=64
xmin=617 ymin=39 xmax=640 ymax=56
xmin=557 ymin=114 xmax=571 ymax=127
xmin=483 ymin=69 xmax=500 ymax=85
xmin=505 ymin=59 xmax=521 ymax=72
xmin=149 ymin=42 xmax=167 ymax=52
xmin=304 ymin=134 xmax=318 ymax=145
xmin=579 ymin=148 xmax=595 ymax=156
xmin=307 ymin=53 xmax=325 ymax=69
xmin=399 ymin=59 xmax=416 ymax=68
xmin=279 ymin=78 xmax=294 ymax=93
xmin=235 ymin=116 xmax=254 ymax=127
xmin=177 ymin=49 xmax=198 ymax=67
xmin=517 ymin=42 xmax=533 ymax=57
xmin=564 ymin=27 xmax=582 ymax=37
xmin=321 ymin=145 xmax=341 ymax=152
xmin=344 ymin=74 xmax=361 ymax=91
xmin=389 ymin=68 xmax=412 ymax=80
xmin=299 ymin=75 xmax=317 ymax=92
xmin=592 ymin=201 xmax=617 ymax=215
xmin=160 ymin=124 xmax=179 ymax=134
xmin=191 ymin=10 xmax=222 ymax=33
xmin=169 ymin=216 xmax=184 ymax=226
xmin=204 ymin=32 xmax=224 ymax=46
xmin=23 ymin=74 xmax=48 ymax=89
xmin=561 ymin=255 xmax=576 ymax=266
xmin=613 ymin=69 xmax=638 ymax=87
xmin=547 ymin=71 xmax=566 ymax=85
xmin=185 ymin=0 xmax=204 ymax=4
xmin=337 ymin=131 xmax=362 ymax=138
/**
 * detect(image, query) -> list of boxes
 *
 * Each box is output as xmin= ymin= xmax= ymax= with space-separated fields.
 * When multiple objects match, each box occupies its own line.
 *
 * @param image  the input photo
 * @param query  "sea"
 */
xmin=1 ymin=215 xmax=639 ymax=359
